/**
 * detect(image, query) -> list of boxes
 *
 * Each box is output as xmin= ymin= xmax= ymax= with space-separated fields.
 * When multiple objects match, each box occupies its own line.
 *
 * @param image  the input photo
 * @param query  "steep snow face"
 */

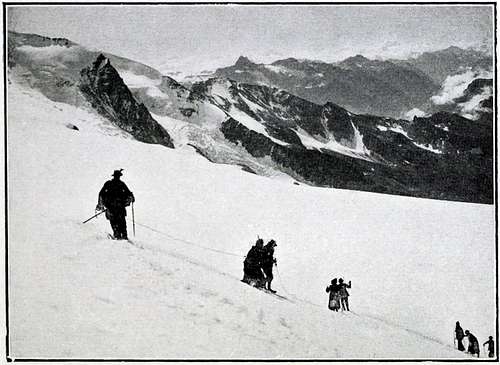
xmin=205 ymin=80 xmax=290 ymax=146
xmin=294 ymin=123 xmax=375 ymax=162
xmin=9 ymin=31 xmax=166 ymax=107
xmin=224 ymin=108 xmax=290 ymax=147
xmin=7 ymin=80 xmax=496 ymax=359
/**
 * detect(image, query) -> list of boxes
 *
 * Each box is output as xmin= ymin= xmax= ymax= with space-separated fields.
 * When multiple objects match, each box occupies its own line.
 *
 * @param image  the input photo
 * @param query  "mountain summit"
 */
xmin=79 ymin=54 xmax=174 ymax=148
xmin=214 ymin=54 xmax=440 ymax=118
xmin=234 ymin=55 xmax=256 ymax=68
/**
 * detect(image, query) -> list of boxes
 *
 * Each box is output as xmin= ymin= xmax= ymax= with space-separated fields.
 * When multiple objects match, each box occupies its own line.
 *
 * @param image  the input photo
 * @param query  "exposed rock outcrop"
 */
xmin=79 ymin=54 xmax=174 ymax=148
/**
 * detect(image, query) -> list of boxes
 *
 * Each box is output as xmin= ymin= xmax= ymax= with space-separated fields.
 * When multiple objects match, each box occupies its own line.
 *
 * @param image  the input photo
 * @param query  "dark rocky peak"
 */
xmin=92 ymin=53 xmax=110 ymax=71
xmin=234 ymin=56 xmax=256 ymax=68
xmin=79 ymin=55 xmax=174 ymax=148
xmin=82 ymin=54 xmax=125 ymax=96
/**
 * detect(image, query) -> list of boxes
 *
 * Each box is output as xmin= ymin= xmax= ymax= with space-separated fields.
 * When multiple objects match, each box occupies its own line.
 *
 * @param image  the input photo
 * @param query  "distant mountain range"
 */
xmin=7 ymin=31 xmax=494 ymax=203
xmin=392 ymin=46 xmax=493 ymax=84
xmin=213 ymin=47 xmax=492 ymax=119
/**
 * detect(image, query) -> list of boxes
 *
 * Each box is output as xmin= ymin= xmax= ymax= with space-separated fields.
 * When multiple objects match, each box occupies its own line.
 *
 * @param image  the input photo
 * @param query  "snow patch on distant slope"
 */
xmin=239 ymin=94 xmax=265 ymax=113
xmin=294 ymin=123 xmax=375 ymax=162
xmin=412 ymin=142 xmax=444 ymax=154
xmin=211 ymin=80 xmax=234 ymax=103
xmin=264 ymin=64 xmax=288 ymax=74
xmin=228 ymin=108 xmax=290 ymax=147
xmin=377 ymin=124 xmax=411 ymax=139
xmin=264 ymin=64 xmax=306 ymax=78
xmin=377 ymin=125 xmax=443 ymax=154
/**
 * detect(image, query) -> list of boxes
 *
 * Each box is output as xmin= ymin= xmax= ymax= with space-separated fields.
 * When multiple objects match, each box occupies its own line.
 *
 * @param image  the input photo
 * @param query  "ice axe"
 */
xmin=82 ymin=209 xmax=106 ymax=224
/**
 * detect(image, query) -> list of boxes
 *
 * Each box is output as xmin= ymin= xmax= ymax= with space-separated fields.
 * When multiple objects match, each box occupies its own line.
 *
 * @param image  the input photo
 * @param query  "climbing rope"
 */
xmin=123 ymin=216 xmax=320 ymax=306
xmin=128 ymin=218 xmax=244 ymax=258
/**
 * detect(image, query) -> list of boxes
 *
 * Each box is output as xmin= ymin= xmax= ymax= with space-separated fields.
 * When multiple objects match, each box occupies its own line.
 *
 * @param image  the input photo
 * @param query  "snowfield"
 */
xmin=7 ymin=81 xmax=496 ymax=359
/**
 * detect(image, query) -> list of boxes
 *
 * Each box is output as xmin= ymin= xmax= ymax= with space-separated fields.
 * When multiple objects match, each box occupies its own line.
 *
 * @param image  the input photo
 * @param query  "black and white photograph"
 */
xmin=3 ymin=2 xmax=497 ymax=360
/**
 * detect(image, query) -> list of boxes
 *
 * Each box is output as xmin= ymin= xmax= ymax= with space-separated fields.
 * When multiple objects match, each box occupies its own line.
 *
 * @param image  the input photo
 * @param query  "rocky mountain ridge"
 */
xmin=139 ymin=74 xmax=493 ymax=203
xmin=394 ymin=46 xmax=493 ymax=84
xmin=7 ymin=31 xmax=494 ymax=203
xmin=213 ymin=47 xmax=492 ymax=119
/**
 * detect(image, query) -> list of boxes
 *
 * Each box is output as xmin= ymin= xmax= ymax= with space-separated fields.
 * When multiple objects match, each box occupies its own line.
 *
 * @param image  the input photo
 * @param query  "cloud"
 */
xmin=458 ymin=85 xmax=493 ymax=120
xmin=431 ymin=69 xmax=493 ymax=105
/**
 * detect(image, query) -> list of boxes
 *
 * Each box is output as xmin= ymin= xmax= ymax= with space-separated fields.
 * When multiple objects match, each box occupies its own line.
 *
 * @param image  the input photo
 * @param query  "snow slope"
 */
xmin=7 ymin=81 xmax=496 ymax=359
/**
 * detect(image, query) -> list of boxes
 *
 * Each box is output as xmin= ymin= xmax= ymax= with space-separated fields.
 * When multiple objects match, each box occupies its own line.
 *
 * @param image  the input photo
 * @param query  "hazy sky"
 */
xmin=8 ymin=4 xmax=494 ymax=75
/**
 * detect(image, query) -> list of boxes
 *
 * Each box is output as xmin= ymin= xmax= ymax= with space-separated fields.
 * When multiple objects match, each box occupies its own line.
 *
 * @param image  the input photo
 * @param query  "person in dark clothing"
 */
xmin=465 ymin=330 xmax=480 ymax=357
xmin=455 ymin=321 xmax=465 ymax=351
xmin=326 ymin=279 xmax=341 ymax=312
xmin=97 ymin=169 xmax=135 ymax=240
xmin=483 ymin=336 xmax=495 ymax=358
xmin=242 ymin=238 xmax=266 ymax=287
xmin=338 ymin=278 xmax=351 ymax=311
xmin=262 ymin=240 xmax=278 ymax=293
